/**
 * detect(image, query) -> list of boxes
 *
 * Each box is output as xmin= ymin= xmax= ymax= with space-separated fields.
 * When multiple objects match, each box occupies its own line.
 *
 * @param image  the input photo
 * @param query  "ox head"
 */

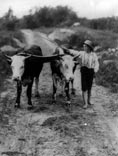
xmin=60 ymin=55 xmax=76 ymax=82
xmin=1 ymin=47 xmax=28 ymax=81
xmin=54 ymin=47 xmax=79 ymax=82
xmin=4 ymin=54 xmax=31 ymax=81
xmin=11 ymin=55 xmax=26 ymax=81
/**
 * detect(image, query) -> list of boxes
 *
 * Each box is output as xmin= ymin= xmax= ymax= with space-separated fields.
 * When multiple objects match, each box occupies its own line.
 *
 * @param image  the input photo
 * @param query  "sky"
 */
xmin=0 ymin=0 xmax=118 ymax=19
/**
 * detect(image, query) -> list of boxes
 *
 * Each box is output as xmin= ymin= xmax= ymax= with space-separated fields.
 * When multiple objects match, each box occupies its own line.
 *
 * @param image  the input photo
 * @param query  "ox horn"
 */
xmin=25 ymin=54 xmax=32 ymax=59
xmin=17 ymin=52 xmax=32 ymax=59
xmin=3 ymin=54 xmax=12 ymax=64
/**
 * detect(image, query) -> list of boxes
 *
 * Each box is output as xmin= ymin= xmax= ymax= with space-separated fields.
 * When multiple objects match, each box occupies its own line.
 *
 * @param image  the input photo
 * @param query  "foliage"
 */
xmin=0 ymin=8 xmax=19 ymax=31
xmin=63 ymin=26 xmax=118 ymax=50
xmin=96 ymin=55 xmax=118 ymax=93
xmin=0 ymin=53 xmax=11 ymax=87
xmin=0 ymin=6 xmax=78 ymax=29
xmin=0 ymin=30 xmax=23 ymax=47
xmin=83 ymin=17 xmax=118 ymax=33
xmin=1 ymin=6 xmax=118 ymax=33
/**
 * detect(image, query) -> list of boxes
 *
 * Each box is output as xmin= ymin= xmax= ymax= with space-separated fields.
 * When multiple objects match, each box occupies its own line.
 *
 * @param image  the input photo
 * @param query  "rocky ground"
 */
xmin=0 ymin=63 xmax=118 ymax=156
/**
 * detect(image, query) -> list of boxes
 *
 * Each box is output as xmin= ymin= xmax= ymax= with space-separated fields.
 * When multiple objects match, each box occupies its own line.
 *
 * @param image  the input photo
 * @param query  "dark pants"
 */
xmin=80 ymin=66 xmax=94 ymax=92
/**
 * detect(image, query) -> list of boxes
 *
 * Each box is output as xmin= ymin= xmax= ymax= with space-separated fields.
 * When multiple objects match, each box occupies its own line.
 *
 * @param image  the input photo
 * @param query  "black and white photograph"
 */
xmin=0 ymin=0 xmax=118 ymax=155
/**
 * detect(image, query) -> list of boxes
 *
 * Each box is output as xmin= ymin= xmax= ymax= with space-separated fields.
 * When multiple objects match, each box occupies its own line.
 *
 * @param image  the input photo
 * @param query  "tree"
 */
xmin=0 ymin=8 xmax=19 ymax=30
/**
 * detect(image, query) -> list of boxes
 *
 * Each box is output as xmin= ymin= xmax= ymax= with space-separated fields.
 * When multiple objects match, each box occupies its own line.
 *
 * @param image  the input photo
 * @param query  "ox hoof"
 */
xmin=14 ymin=103 xmax=20 ymax=108
xmin=52 ymin=100 xmax=56 ymax=105
xmin=34 ymin=93 xmax=40 ymax=98
xmin=65 ymin=101 xmax=72 ymax=112
xmin=71 ymin=89 xmax=76 ymax=95
xmin=66 ymin=101 xmax=71 ymax=106
xmin=27 ymin=105 xmax=34 ymax=110
xmin=59 ymin=93 xmax=64 ymax=97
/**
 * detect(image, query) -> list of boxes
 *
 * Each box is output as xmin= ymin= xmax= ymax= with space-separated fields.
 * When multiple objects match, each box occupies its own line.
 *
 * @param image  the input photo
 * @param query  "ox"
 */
xmin=50 ymin=47 xmax=78 ymax=107
xmin=3 ymin=45 xmax=60 ymax=108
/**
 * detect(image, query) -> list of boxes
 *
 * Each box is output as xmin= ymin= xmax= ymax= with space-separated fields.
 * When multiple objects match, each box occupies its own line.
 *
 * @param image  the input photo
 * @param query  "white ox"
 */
xmin=50 ymin=47 xmax=79 ymax=109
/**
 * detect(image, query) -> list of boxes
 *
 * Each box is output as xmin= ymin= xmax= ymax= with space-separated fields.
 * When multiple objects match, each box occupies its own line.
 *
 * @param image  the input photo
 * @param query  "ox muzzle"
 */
xmin=63 ymin=76 xmax=74 ymax=84
xmin=12 ymin=76 xmax=21 ymax=82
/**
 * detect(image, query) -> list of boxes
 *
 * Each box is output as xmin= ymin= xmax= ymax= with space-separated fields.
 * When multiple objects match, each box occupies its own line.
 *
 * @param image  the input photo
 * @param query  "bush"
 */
xmin=96 ymin=55 xmax=118 ymax=92
xmin=0 ymin=54 xmax=11 ymax=87
xmin=0 ymin=30 xmax=23 ymax=47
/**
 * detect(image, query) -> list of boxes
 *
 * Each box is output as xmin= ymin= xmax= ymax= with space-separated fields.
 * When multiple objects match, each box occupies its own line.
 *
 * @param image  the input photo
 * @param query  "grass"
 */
xmin=96 ymin=54 xmax=118 ymax=92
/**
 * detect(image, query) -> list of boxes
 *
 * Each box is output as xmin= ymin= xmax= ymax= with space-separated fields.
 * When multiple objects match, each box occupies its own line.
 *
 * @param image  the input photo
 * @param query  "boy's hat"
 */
xmin=84 ymin=40 xmax=93 ymax=50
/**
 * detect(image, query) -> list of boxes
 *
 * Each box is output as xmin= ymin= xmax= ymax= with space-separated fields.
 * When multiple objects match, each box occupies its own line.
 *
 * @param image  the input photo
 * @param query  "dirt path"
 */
xmin=0 ymin=64 xmax=118 ymax=156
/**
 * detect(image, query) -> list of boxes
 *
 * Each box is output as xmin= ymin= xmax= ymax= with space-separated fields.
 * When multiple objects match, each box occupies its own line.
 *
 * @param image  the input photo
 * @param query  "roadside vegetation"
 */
xmin=96 ymin=54 xmax=118 ymax=93
xmin=0 ymin=53 xmax=11 ymax=91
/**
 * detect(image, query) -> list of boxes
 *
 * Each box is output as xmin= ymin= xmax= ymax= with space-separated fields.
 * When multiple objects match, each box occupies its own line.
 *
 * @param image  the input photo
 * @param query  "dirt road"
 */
xmin=0 ymin=29 xmax=118 ymax=156
xmin=0 ymin=63 xmax=118 ymax=156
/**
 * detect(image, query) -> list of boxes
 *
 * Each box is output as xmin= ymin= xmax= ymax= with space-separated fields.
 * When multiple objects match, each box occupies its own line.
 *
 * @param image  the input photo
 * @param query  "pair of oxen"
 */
xmin=2 ymin=45 xmax=79 ymax=109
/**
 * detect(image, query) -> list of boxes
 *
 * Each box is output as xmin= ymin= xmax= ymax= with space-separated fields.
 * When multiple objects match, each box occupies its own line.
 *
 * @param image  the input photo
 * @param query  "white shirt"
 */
xmin=69 ymin=50 xmax=99 ymax=73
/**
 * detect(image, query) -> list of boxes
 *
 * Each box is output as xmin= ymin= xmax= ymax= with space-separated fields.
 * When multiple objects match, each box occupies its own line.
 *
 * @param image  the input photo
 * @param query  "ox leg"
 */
xmin=15 ymin=81 xmax=22 ymax=108
xmin=34 ymin=77 xmax=40 ymax=97
xmin=65 ymin=82 xmax=71 ymax=107
xmin=59 ymin=80 xmax=65 ymax=97
xmin=71 ymin=79 xmax=76 ymax=95
xmin=71 ymin=64 xmax=77 ymax=95
xmin=52 ymin=75 xmax=57 ymax=104
xmin=27 ymin=80 xmax=33 ymax=107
